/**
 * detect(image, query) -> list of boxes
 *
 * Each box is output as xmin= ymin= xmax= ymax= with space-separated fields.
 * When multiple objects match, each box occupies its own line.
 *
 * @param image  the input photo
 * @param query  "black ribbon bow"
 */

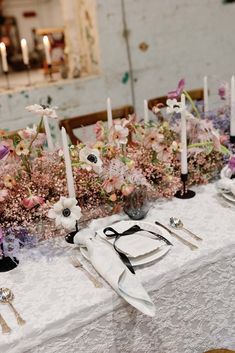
xmin=103 ymin=224 xmax=172 ymax=274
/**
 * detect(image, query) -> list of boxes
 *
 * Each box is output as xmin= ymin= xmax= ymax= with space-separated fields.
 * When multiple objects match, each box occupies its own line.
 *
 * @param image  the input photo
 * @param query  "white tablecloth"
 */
xmin=1 ymin=184 xmax=235 ymax=353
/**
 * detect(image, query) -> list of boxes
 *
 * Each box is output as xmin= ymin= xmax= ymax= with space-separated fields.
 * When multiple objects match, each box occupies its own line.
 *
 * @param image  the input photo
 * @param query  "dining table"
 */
xmin=0 ymin=183 xmax=234 ymax=353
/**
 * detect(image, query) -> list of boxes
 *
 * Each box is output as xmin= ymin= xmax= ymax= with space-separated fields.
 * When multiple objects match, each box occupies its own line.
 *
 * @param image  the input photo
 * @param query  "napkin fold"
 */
xmin=216 ymin=178 xmax=235 ymax=195
xmin=74 ymin=228 xmax=155 ymax=317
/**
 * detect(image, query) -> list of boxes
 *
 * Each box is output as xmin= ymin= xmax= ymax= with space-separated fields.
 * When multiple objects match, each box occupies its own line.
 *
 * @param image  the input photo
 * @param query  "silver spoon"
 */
xmin=169 ymin=217 xmax=202 ymax=241
xmin=0 ymin=288 xmax=26 ymax=326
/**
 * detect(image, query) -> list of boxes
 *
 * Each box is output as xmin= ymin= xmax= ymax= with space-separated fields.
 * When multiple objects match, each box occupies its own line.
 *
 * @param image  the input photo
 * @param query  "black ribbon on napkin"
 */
xmin=103 ymin=225 xmax=172 ymax=274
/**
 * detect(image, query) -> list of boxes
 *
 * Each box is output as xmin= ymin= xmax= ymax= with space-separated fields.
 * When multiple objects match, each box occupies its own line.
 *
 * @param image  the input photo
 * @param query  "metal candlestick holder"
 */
xmin=0 ymin=244 xmax=18 ymax=272
xmin=48 ymin=64 xmax=54 ymax=82
xmin=4 ymin=71 xmax=10 ymax=90
xmin=230 ymin=135 xmax=235 ymax=144
xmin=175 ymin=173 xmax=196 ymax=199
xmin=65 ymin=222 xmax=79 ymax=244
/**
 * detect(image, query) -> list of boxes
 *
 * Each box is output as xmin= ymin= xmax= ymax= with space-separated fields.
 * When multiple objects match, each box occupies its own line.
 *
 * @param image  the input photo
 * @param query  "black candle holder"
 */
xmin=65 ymin=223 xmax=79 ymax=244
xmin=175 ymin=173 xmax=196 ymax=199
xmin=230 ymin=135 xmax=235 ymax=144
xmin=4 ymin=71 xmax=10 ymax=90
xmin=0 ymin=245 xmax=18 ymax=272
xmin=48 ymin=64 xmax=54 ymax=82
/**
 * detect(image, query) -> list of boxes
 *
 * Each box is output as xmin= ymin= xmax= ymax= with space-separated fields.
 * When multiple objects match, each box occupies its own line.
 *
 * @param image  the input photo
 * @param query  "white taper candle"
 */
xmin=21 ymin=38 xmax=29 ymax=65
xmin=61 ymin=127 xmax=76 ymax=198
xmin=144 ymin=99 xmax=149 ymax=124
xmin=180 ymin=93 xmax=188 ymax=175
xmin=107 ymin=97 xmax=113 ymax=129
xmin=0 ymin=42 xmax=8 ymax=72
xmin=43 ymin=35 xmax=52 ymax=65
xmin=43 ymin=116 xmax=54 ymax=151
xmin=230 ymin=75 xmax=235 ymax=136
xmin=203 ymin=76 xmax=209 ymax=113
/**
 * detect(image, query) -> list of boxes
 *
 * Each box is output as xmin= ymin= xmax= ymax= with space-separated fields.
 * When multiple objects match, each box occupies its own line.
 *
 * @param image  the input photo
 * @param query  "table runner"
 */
xmin=0 ymin=183 xmax=235 ymax=353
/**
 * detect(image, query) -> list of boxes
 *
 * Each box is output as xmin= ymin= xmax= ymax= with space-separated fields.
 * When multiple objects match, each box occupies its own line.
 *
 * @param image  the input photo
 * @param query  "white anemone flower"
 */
xmin=48 ymin=197 xmax=81 ymax=230
xmin=166 ymin=99 xmax=183 ymax=114
xmin=79 ymin=146 xmax=103 ymax=174
xmin=25 ymin=104 xmax=58 ymax=119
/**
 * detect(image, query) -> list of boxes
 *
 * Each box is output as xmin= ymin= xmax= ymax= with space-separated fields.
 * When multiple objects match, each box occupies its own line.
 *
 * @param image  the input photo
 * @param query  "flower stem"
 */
xmin=21 ymin=155 xmax=31 ymax=175
xmin=188 ymin=141 xmax=231 ymax=155
xmin=183 ymin=90 xmax=201 ymax=119
xmin=28 ymin=117 xmax=43 ymax=153
xmin=122 ymin=144 xmax=126 ymax=156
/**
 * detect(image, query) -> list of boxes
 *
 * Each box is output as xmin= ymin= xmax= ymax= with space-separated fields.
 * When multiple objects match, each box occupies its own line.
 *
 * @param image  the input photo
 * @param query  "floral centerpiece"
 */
xmin=0 ymin=84 xmax=231 ymax=261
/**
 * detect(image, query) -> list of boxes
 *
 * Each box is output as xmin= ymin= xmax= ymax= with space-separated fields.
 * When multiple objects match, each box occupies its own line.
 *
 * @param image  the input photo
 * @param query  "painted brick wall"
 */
xmin=1 ymin=0 xmax=235 ymax=130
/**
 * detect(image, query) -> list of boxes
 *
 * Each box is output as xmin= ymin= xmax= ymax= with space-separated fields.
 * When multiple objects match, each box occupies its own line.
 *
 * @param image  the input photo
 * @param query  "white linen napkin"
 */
xmin=216 ymin=178 xmax=234 ymax=194
xmin=74 ymin=228 xmax=155 ymax=317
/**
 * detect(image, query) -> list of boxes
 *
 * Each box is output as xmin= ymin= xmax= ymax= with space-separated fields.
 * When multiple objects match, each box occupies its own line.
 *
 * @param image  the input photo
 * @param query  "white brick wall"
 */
xmin=1 ymin=0 xmax=235 ymax=130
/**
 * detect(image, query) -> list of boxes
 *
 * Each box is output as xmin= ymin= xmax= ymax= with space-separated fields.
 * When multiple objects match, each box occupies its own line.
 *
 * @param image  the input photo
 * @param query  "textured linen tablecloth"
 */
xmin=0 ymin=184 xmax=235 ymax=353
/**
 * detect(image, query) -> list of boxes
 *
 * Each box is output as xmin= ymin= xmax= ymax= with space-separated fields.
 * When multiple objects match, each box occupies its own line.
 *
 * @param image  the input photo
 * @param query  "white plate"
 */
xmin=80 ymin=220 xmax=172 ymax=267
xmin=222 ymin=192 xmax=235 ymax=203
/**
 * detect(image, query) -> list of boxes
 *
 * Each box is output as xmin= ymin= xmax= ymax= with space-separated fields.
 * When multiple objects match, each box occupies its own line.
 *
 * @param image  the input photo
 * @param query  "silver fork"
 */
xmin=0 ymin=313 xmax=11 ymax=334
xmin=70 ymin=255 xmax=103 ymax=288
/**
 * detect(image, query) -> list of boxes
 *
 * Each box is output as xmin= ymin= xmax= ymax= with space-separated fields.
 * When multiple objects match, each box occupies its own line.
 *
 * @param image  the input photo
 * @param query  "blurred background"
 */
xmin=0 ymin=0 xmax=235 ymax=130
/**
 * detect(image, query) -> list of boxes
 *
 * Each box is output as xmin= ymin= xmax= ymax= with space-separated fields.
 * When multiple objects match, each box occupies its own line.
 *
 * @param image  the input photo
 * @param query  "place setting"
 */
xmin=63 ymin=185 xmax=204 ymax=316
xmin=215 ymin=155 xmax=235 ymax=208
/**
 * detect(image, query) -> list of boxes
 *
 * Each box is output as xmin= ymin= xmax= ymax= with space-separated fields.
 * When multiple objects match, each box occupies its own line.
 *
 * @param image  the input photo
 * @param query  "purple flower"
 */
xmin=0 ymin=144 xmax=9 ymax=160
xmin=218 ymin=84 xmax=227 ymax=100
xmin=168 ymin=79 xmax=185 ymax=99
xmin=0 ymin=228 xmax=3 ymax=243
xmin=228 ymin=156 xmax=235 ymax=171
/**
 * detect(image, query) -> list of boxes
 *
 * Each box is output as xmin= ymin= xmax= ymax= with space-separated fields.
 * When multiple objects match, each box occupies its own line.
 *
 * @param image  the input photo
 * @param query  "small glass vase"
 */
xmin=123 ymin=186 xmax=150 ymax=220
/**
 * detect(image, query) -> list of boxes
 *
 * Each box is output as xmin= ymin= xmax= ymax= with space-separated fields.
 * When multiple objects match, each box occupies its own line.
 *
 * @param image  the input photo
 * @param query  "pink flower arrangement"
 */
xmin=0 ymin=98 xmax=229 ymax=241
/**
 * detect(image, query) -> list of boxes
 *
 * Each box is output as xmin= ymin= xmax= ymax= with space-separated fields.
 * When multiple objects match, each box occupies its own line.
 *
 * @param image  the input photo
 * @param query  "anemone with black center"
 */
xmin=87 ymin=154 xmax=98 ymax=164
xmin=62 ymin=208 xmax=71 ymax=217
xmin=41 ymin=104 xmax=49 ymax=109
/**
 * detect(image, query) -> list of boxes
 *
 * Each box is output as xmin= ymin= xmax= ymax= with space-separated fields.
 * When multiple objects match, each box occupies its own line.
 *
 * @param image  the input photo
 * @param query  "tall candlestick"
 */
xmin=180 ymin=93 xmax=188 ymax=175
xmin=0 ymin=42 xmax=8 ymax=72
xmin=203 ymin=76 xmax=209 ymax=113
xmin=21 ymin=38 xmax=29 ymax=65
xmin=230 ymin=75 xmax=235 ymax=139
xmin=61 ymin=127 xmax=76 ymax=198
xmin=144 ymin=99 xmax=149 ymax=124
xmin=43 ymin=116 xmax=54 ymax=151
xmin=43 ymin=35 xmax=52 ymax=65
xmin=107 ymin=97 xmax=112 ymax=129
